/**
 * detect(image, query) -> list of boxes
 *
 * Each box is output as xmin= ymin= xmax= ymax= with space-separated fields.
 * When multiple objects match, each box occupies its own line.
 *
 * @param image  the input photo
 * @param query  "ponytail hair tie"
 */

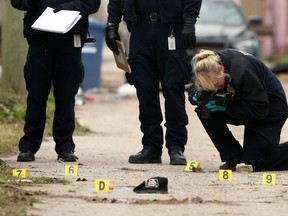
xmin=199 ymin=54 xmax=209 ymax=60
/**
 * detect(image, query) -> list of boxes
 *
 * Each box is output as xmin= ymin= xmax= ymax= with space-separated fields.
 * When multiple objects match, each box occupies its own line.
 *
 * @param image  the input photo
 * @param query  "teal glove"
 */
xmin=192 ymin=93 xmax=203 ymax=105
xmin=205 ymin=100 xmax=227 ymax=112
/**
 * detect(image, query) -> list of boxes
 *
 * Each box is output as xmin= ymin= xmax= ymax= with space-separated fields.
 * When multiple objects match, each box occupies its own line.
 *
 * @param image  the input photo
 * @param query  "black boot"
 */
xmin=169 ymin=149 xmax=187 ymax=165
xmin=128 ymin=148 xmax=161 ymax=164
xmin=17 ymin=150 xmax=35 ymax=162
xmin=57 ymin=150 xmax=78 ymax=162
xmin=219 ymin=157 xmax=241 ymax=171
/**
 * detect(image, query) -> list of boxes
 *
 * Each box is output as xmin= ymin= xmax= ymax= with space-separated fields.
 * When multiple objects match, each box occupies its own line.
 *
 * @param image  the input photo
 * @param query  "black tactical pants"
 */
xmin=127 ymin=20 xmax=191 ymax=154
xmin=19 ymin=34 xmax=84 ymax=154
xmin=196 ymin=107 xmax=288 ymax=171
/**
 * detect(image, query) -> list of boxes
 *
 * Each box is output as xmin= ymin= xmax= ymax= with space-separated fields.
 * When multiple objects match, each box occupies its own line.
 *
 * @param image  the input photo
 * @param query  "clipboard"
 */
xmin=113 ymin=40 xmax=131 ymax=73
xmin=31 ymin=7 xmax=81 ymax=34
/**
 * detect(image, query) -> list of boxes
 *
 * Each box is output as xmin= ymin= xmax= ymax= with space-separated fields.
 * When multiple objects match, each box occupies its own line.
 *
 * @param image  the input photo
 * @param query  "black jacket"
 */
xmin=11 ymin=0 xmax=100 ymax=37
xmin=107 ymin=0 xmax=202 ymax=25
xmin=216 ymin=49 xmax=288 ymax=122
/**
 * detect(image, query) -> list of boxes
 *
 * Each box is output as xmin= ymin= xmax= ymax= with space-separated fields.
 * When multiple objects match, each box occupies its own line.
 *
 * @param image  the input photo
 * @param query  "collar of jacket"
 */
xmin=215 ymin=50 xmax=232 ymax=72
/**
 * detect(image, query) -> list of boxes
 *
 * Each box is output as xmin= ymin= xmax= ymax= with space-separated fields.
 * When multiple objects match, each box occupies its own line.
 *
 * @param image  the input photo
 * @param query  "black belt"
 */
xmin=140 ymin=13 xmax=161 ymax=21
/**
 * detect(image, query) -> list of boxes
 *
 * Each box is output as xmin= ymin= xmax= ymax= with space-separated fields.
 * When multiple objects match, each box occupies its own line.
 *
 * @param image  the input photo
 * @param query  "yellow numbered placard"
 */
xmin=218 ymin=170 xmax=232 ymax=181
xmin=262 ymin=173 xmax=276 ymax=185
xmin=95 ymin=180 xmax=110 ymax=193
xmin=64 ymin=165 xmax=78 ymax=176
xmin=184 ymin=160 xmax=201 ymax=172
xmin=13 ymin=169 xmax=28 ymax=178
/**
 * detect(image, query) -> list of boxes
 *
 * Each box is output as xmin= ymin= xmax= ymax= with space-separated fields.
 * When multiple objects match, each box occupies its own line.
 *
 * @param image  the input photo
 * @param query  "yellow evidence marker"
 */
xmin=12 ymin=169 xmax=28 ymax=178
xmin=218 ymin=170 xmax=232 ymax=181
xmin=95 ymin=180 xmax=110 ymax=192
xmin=64 ymin=165 xmax=79 ymax=176
xmin=184 ymin=160 xmax=201 ymax=172
xmin=262 ymin=173 xmax=276 ymax=185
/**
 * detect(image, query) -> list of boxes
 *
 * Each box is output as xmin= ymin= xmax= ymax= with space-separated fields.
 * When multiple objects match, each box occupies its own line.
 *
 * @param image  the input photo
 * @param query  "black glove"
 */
xmin=181 ymin=18 xmax=197 ymax=50
xmin=53 ymin=6 xmax=63 ymax=13
xmin=105 ymin=23 xmax=120 ymax=55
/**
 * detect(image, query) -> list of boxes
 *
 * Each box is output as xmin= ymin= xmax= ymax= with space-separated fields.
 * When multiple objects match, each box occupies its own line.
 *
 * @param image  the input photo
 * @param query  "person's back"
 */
xmin=217 ymin=49 xmax=288 ymax=119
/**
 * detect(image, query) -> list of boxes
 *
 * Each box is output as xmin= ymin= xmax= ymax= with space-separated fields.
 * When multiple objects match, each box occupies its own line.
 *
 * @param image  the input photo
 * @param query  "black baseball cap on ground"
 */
xmin=133 ymin=177 xmax=168 ymax=194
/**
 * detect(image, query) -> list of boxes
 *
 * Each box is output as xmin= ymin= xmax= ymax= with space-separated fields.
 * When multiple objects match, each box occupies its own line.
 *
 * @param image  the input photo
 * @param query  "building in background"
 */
xmin=238 ymin=0 xmax=288 ymax=60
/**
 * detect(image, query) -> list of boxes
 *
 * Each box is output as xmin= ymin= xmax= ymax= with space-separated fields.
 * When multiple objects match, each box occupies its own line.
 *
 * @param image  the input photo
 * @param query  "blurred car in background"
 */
xmin=195 ymin=0 xmax=262 ymax=58
xmin=270 ymin=63 xmax=288 ymax=74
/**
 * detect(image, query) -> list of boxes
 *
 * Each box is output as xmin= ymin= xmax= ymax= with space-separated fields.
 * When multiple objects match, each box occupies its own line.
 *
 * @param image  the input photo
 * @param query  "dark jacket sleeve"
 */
xmin=226 ymin=67 xmax=270 ymax=121
xmin=57 ymin=0 xmax=100 ymax=16
xmin=11 ymin=0 xmax=100 ymax=15
xmin=183 ymin=0 xmax=202 ymax=20
xmin=11 ymin=0 xmax=34 ymax=10
xmin=107 ymin=0 xmax=123 ymax=24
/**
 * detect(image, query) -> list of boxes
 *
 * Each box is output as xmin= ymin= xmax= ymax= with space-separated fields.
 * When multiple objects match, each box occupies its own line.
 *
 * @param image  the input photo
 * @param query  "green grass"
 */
xmin=0 ymin=89 xmax=25 ymax=155
xmin=0 ymin=123 xmax=22 ymax=155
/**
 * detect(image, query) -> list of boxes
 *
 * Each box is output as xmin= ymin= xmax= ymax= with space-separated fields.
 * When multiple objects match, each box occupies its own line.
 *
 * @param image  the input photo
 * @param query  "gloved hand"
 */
xmin=192 ymin=93 xmax=203 ymax=105
xmin=188 ymin=92 xmax=203 ymax=105
xmin=181 ymin=18 xmax=197 ymax=50
xmin=53 ymin=6 xmax=63 ymax=13
xmin=105 ymin=23 xmax=120 ymax=55
xmin=205 ymin=100 xmax=227 ymax=112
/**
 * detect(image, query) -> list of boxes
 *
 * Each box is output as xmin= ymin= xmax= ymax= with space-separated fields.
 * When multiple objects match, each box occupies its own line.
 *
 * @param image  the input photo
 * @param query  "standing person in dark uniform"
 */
xmin=188 ymin=49 xmax=288 ymax=171
xmin=105 ymin=0 xmax=202 ymax=165
xmin=11 ymin=0 xmax=100 ymax=162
